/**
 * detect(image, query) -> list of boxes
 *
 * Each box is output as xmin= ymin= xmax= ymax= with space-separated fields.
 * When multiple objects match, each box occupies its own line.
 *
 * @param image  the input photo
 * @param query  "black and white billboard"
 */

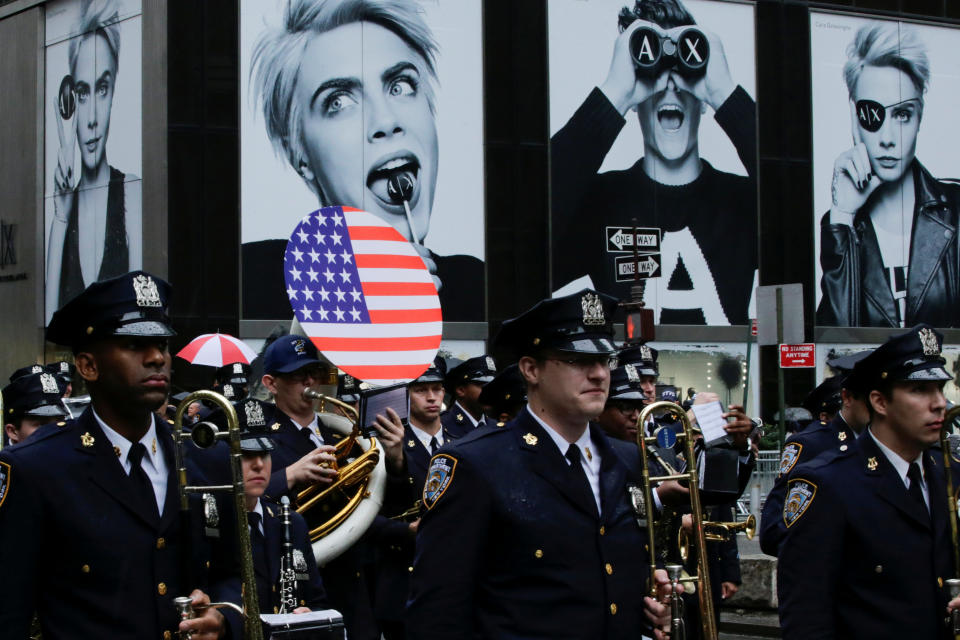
xmin=240 ymin=0 xmax=485 ymax=322
xmin=812 ymin=12 xmax=960 ymax=328
xmin=549 ymin=0 xmax=757 ymax=326
xmin=44 ymin=0 xmax=143 ymax=322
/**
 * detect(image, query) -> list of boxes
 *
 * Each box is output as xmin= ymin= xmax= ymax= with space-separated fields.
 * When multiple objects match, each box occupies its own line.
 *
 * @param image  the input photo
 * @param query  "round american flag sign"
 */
xmin=283 ymin=206 xmax=442 ymax=386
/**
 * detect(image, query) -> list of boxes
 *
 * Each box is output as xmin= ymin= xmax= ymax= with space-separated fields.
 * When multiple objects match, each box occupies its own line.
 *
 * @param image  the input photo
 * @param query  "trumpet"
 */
xmin=678 ymin=514 xmax=756 ymax=563
xmin=637 ymin=400 xmax=717 ymax=640
xmin=173 ymin=390 xmax=262 ymax=640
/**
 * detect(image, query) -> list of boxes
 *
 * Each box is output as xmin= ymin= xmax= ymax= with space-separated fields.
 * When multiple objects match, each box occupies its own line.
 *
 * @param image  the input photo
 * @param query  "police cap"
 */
xmin=445 ymin=355 xmax=497 ymax=392
xmin=493 ymin=289 xmax=618 ymax=360
xmin=2 ymin=371 xmax=68 ymax=420
xmin=847 ymin=324 xmax=952 ymax=393
xmin=47 ymin=271 xmax=176 ymax=348
xmin=411 ymin=355 xmax=446 ymax=385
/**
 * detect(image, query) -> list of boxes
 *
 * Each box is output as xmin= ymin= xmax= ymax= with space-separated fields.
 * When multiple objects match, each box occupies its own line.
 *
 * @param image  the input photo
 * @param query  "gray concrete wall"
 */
xmin=0 ymin=6 xmax=45 ymax=374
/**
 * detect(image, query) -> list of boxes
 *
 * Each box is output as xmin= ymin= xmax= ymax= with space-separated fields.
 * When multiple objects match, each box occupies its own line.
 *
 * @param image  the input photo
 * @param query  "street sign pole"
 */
xmin=742 ymin=322 xmax=752 ymax=409
xmin=777 ymin=287 xmax=786 ymax=452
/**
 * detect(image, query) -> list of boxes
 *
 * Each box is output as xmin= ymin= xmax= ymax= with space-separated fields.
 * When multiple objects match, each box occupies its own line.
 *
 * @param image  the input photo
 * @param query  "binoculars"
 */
xmin=629 ymin=27 xmax=709 ymax=77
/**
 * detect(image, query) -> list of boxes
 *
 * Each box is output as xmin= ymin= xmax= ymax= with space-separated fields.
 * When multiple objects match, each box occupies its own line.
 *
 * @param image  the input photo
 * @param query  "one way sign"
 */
xmin=615 ymin=254 xmax=662 ymax=281
xmin=606 ymin=227 xmax=661 ymax=253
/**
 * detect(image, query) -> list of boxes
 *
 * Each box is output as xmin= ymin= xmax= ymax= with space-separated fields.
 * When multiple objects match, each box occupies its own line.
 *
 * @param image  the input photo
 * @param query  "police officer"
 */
xmin=372 ymin=357 xmax=458 ymax=638
xmin=215 ymin=361 xmax=252 ymax=402
xmin=407 ymin=289 xmax=673 ymax=639
xmin=259 ymin=334 xmax=406 ymax=640
xmin=476 ymin=363 xmax=526 ymax=424
xmin=440 ymin=355 xmax=497 ymax=437
xmin=2 ymin=369 xmax=69 ymax=445
xmin=0 ymin=271 xmax=225 ymax=639
xmin=759 ymin=353 xmax=871 ymax=556
xmin=46 ymin=360 xmax=76 ymax=397
xmin=802 ymin=375 xmax=843 ymax=424
xmin=211 ymin=425 xmax=327 ymax=637
xmin=596 ymin=345 xmax=658 ymax=443
xmin=778 ymin=324 xmax=960 ymax=638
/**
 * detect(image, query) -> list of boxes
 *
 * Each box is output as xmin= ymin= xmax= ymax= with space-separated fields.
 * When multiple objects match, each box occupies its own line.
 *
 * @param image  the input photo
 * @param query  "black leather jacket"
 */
xmin=817 ymin=160 xmax=960 ymax=327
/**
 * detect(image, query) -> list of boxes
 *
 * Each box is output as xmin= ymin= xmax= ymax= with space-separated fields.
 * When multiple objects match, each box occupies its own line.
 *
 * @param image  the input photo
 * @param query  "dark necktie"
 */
xmin=565 ymin=444 xmax=598 ymax=516
xmin=128 ymin=442 xmax=158 ymax=518
xmin=247 ymin=512 xmax=269 ymax=574
xmin=907 ymin=462 xmax=928 ymax=514
xmin=429 ymin=436 xmax=439 ymax=455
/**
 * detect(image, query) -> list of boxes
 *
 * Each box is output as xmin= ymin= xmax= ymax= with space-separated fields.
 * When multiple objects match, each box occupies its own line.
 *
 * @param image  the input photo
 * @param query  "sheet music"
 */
xmin=692 ymin=401 xmax=728 ymax=444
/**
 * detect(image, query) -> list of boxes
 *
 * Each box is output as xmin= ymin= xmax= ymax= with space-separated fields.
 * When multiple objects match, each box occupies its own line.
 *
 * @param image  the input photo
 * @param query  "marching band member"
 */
xmin=778 ymin=324 xmax=960 ymax=638
xmin=2 ymin=368 xmax=69 ymax=445
xmin=407 ymin=289 xmax=674 ymax=639
xmin=210 ymin=425 xmax=327 ymax=637
xmin=0 ymin=271 xmax=224 ymax=639
xmin=440 ymin=355 xmax=497 ymax=437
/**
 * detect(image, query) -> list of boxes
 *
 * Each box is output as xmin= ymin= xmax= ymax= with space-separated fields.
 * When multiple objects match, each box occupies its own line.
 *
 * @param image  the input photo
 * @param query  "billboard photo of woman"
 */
xmin=44 ymin=0 xmax=143 ymax=322
xmin=813 ymin=14 xmax=960 ymax=327
xmin=240 ymin=0 xmax=485 ymax=322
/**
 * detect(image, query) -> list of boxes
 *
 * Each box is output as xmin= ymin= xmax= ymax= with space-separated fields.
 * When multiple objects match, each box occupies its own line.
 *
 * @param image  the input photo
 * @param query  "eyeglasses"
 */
xmin=279 ymin=366 xmax=333 ymax=385
xmin=609 ymin=401 xmax=643 ymax=416
xmin=546 ymin=355 xmax=618 ymax=371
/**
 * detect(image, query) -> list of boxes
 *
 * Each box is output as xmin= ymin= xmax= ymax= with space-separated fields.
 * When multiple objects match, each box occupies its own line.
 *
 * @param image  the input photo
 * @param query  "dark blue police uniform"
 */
xmin=759 ymin=412 xmax=858 ymax=556
xmin=778 ymin=437 xmax=953 ymax=639
xmin=441 ymin=355 xmax=496 ymax=438
xmin=407 ymin=288 xmax=656 ymax=639
xmin=0 ymin=270 xmax=225 ymax=639
xmin=371 ymin=421 xmax=459 ymax=627
xmin=0 ymin=411 xmax=214 ymax=639
xmin=212 ymin=501 xmax=327 ymax=636
xmin=778 ymin=324 xmax=956 ymax=639
xmin=407 ymin=410 xmax=653 ymax=639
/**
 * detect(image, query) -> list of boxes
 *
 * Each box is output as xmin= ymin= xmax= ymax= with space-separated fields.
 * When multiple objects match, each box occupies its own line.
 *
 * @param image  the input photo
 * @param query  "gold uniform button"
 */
xmin=605 ymin=563 xmax=613 ymax=575
xmin=164 ymin=632 xmax=172 ymax=640
xmin=609 ymin=603 xmax=618 ymax=615
xmin=535 ymin=549 xmax=543 ymax=559
xmin=408 ymin=566 xmax=414 ymax=573
xmin=158 ymin=582 xmax=167 ymax=595
xmin=599 ymin=526 xmax=606 ymax=536
xmin=81 ymin=564 xmax=90 ymax=573
xmin=875 ymin=565 xmax=883 ymax=574
xmin=156 ymin=537 xmax=166 ymax=549
xmin=939 ymin=577 xmax=945 ymax=588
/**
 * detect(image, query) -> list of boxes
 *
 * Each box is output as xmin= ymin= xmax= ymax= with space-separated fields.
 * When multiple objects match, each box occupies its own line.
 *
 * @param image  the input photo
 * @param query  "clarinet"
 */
xmin=278 ymin=496 xmax=298 ymax=614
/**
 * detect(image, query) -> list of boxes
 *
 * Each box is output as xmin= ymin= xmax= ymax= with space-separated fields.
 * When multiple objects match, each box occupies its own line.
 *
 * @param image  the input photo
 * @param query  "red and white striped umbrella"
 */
xmin=176 ymin=333 xmax=258 ymax=367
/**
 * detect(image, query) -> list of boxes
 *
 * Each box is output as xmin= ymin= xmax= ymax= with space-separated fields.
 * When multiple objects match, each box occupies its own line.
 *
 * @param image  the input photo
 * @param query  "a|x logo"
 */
xmin=0 ymin=220 xmax=15 ymax=268
xmin=682 ymin=36 xmax=704 ymax=64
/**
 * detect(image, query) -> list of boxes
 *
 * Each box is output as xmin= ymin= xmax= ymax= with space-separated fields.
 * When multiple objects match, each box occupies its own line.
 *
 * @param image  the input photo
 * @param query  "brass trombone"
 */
xmin=173 ymin=390 xmax=262 ymax=640
xmin=940 ymin=405 xmax=960 ymax=639
xmin=637 ymin=400 xmax=717 ymax=640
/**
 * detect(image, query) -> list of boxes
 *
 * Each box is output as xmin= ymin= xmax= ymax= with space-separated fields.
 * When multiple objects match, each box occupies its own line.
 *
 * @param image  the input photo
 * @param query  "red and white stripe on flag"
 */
xmin=284 ymin=206 xmax=442 ymax=386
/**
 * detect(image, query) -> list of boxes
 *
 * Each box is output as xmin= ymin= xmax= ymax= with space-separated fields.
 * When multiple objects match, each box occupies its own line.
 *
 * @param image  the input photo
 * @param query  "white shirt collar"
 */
xmin=95 ymin=410 xmax=162 ymax=473
xmin=525 ymin=406 xmax=602 ymax=510
xmin=250 ymin=499 xmax=265 ymax=535
xmin=526 ymin=406 xmax=597 ymax=464
xmin=410 ymin=422 xmax=443 ymax=450
xmin=868 ymin=428 xmax=924 ymax=487
xmin=291 ymin=413 xmax=325 ymax=447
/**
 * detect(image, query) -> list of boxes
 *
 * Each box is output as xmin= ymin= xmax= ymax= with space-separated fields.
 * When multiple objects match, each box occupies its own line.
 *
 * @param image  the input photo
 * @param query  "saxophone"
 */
xmin=278 ymin=496 xmax=298 ymax=613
